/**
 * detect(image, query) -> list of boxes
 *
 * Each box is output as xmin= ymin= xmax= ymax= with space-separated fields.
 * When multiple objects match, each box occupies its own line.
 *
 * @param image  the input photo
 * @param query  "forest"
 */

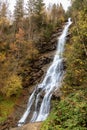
xmin=0 ymin=0 xmax=87 ymax=130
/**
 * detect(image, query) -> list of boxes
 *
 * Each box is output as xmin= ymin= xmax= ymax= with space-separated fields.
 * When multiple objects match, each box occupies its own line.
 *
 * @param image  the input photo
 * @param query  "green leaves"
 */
xmin=41 ymin=90 xmax=87 ymax=130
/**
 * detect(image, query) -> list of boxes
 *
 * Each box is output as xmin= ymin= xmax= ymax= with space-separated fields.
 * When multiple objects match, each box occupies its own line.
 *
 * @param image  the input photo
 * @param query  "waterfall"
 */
xmin=18 ymin=18 xmax=72 ymax=126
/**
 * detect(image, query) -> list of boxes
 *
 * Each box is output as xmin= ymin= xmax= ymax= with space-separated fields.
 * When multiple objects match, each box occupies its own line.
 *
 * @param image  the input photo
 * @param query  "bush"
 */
xmin=41 ymin=91 xmax=87 ymax=130
xmin=2 ymin=74 xmax=22 ymax=97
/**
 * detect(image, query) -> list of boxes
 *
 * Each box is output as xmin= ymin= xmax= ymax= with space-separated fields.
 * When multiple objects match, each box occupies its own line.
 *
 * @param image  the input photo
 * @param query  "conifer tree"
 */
xmin=26 ymin=0 xmax=46 ymax=39
xmin=34 ymin=0 xmax=46 ymax=29
xmin=0 ymin=2 xmax=7 ymax=18
xmin=14 ymin=0 xmax=24 ymax=30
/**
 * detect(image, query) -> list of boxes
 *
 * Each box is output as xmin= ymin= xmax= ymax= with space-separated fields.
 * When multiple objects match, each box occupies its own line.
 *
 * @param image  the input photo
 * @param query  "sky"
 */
xmin=3 ymin=0 xmax=71 ymax=13
xmin=44 ymin=0 xmax=71 ymax=11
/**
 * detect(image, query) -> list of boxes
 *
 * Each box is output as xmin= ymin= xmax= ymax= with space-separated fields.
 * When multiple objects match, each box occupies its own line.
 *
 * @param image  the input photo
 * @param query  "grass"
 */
xmin=0 ymin=95 xmax=17 ymax=123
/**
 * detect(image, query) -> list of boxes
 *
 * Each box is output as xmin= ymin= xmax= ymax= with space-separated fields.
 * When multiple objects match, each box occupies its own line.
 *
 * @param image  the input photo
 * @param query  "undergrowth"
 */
xmin=41 ymin=89 xmax=87 ymax=130
xmin=0 ymin=95 xmax=17 ymax=123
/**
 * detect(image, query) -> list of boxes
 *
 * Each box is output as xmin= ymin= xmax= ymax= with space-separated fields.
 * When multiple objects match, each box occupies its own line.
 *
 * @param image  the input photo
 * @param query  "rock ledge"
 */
xmin=10 ymin=122 xmax=42 ymax=130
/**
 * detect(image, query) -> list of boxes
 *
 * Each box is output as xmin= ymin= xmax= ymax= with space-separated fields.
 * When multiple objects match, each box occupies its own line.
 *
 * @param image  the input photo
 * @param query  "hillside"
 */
xmin=0 ymin=0 xmax=87 ymax=130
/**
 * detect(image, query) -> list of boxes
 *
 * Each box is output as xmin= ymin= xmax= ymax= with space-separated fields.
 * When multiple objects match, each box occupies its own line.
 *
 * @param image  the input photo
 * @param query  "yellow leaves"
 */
xmin=75 ymin=68 xmax=84 ymax=76
xmin=79 ymin=61 xmax=83 ymax=65
xmin=75 ymin=59 xmax=84 ymax=65
xmin=0 ymin=17 xmax=10 ymax=27
xmin=75 ymin=70 xmax=80 ymax=74
xmin=2 ymin=74 xmax=22 ymax=97
xmin=79 ymin=79 xmax=82 ymax=82
xmin=0 ymin=52 xmax=6 ymax=62
xmin=26 ymin=40 xmax=39 ymax=60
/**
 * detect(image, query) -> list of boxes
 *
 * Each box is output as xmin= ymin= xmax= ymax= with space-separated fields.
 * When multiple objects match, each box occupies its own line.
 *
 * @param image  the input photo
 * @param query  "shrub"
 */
xmin=2 ymin=74 xmax=22 ymax=97
xmin=41 ymin=91 xmax=87 ymax=130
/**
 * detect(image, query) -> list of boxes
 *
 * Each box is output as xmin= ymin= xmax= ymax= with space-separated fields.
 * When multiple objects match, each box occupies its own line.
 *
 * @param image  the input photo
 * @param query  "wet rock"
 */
xmin=50 ymin=38 xmax=57 ymax=45
xmin=36 ymin=29 xmax=62 ymax=53
xmin=38 ymin=56 xmax=53 ymax=66
xmin=67 ymin=33 xmax=71 ymax=37
xmin=40 ymin=91 xmax=45 ymax=99
xmin=66 ymin=33 xmax=71 ymax=41
xmin=52 ymin=89 xmax=62 ymax=100
xmin=35 ymin=88 xmax=42 ymax=96
xmin=63 ymin=59 xmax=67 ymax=70
xmin=51 ymin=32 xmax=61 ymax=39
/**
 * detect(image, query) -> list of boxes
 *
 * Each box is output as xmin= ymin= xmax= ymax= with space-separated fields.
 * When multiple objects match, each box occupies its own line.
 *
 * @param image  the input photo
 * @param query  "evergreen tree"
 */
xmin=26 ymin=0 xmax=46 ymax=39
xmin=27 ymin=0 xmax=36 ymax=16
xmin=14 ymin=0 xmax=24 ymax=30
xmin=34 ymin=0 xmax=46 ymax=29
xmin=0 ymin=2 xmax=9 ymax=36
xmin=0 ymin=2 xmax=7 ymax=18
xmin=51 ymin=4 xmax=57 ymax=24
xmin=51 ymin=3 xmax=65 ymax=25
xmin=26 ymin=0 xmax=36 ymax=40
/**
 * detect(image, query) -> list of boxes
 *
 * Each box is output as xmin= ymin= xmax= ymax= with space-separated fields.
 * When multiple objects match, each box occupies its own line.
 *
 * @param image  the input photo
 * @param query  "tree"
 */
xmin=26 ymin=0 xmax=36 ymax=40
xmin=50 ymin=3 xmax=65 ymax=26
xmin=14 ymin=0 xmax=24 ymax=30
xmin=56 ymin=4 xmax=65 ymax=23
xmin=26 ymin=0 xmax=46 ymax=40
xmin=34 ymin=0 xmax=46 ymax=29
xmin=0 ymin=2 xmax=9 ymax=31
xmin=27 ymin=0 xmax=36 ymax=15
xmin=0 ymin=2 xmax=7 ymax=18
xmin=51 ymin=4 xmax=57 ymax=24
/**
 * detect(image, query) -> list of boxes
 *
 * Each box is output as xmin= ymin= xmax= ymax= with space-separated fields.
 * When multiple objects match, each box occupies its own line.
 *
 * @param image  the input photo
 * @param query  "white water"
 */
xmin=18 ymin=18 xmax=72 ymax=126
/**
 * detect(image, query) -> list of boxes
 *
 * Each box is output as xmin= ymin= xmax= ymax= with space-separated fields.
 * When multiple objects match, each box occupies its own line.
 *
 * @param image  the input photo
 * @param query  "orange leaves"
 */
xmin=9 ymin=43 xmax=18 ymax=51
xmin=16 ymin=28 xmax=25 ymax=42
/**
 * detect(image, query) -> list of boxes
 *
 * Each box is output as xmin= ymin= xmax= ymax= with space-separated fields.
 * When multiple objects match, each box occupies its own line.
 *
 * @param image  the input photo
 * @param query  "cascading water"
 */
xmin=18 ymin=18 xmax=72 ymax=126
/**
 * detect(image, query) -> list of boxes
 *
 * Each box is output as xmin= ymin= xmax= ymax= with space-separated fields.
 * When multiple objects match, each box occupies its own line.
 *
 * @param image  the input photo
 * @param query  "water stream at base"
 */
xmin=18 ymin=18 xmax=72 ymax=126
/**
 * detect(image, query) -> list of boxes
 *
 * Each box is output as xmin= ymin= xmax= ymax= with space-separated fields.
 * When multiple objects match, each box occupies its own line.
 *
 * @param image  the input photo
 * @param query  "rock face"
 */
xmin=36 ymin=29 xmax=62 ymax=54
xmin=52 ymin=89 xmax=62 ymax=100
xmin=10 ymin=122 xmax=42 ymax=130
xmin=23 ymin=29 xmax=62 ymax=88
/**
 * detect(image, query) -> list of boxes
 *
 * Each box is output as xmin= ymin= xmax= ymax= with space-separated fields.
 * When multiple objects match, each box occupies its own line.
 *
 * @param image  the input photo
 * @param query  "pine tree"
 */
xmin=14 ymin=0 xmax=24 ymax=30
xmin=26 ymin=0 xmax=46 ymax=39
xmin=27 ymin=0 xmax=36 ymax=16
xmin=0 ymin=2 xmax=9 ymax=35
xmin=26 ymin=0 xmax=36 ymax=40
xmin=0 ymin=2 xmax=7 ymax=18
xmin=51 ymin=4 xmax=57 ymax=24
xmin=34 ymin=0 xmax=46 ymax=29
